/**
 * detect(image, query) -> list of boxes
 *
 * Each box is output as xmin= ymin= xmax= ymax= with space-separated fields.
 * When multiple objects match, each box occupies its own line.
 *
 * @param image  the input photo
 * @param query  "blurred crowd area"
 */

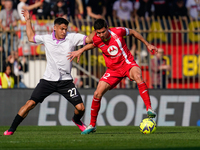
xmin=0 ymin=0 xmax=196 ymax=23
xmin=1 ymin=0 xmax=200 ymax=89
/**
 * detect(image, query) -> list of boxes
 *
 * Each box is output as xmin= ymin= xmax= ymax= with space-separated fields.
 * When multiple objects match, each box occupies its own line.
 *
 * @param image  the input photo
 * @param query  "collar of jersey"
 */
xmin=52 ymin=30 xmax=66 ymax=44
xmin=103 ymin=32 xmax=111 ymax=42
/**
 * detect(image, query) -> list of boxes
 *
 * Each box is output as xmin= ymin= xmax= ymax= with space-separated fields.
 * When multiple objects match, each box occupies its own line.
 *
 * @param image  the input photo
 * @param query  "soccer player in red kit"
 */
xmin=68 ymin=19 xmax=158 ymax=134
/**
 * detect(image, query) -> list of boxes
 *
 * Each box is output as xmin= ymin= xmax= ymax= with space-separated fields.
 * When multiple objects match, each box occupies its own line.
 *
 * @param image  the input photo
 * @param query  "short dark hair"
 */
xmin=94 ymin=19 xmax=108 ymax=30
xmin=54 ymin=18 xmax=69 ymax=26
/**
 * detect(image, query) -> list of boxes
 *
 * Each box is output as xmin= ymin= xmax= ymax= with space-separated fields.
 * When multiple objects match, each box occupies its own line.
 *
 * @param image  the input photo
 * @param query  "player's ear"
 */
xmin=53 ymin=25 xmax=56 ymax=31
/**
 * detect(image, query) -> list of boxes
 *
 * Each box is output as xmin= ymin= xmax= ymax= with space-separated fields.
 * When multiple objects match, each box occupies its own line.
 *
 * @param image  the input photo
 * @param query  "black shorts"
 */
xmin=30 ymin=79 xmax=83 ymax=106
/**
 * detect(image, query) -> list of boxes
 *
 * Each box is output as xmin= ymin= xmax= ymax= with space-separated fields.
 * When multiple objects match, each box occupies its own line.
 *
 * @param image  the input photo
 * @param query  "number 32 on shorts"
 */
xmin=103 ymin=73 xmax=110 ymax=79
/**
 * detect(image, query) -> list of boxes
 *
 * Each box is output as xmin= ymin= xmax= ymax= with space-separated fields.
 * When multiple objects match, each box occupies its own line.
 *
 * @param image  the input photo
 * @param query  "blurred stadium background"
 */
xmin=1 ymin=16 xmax=200 ymax=127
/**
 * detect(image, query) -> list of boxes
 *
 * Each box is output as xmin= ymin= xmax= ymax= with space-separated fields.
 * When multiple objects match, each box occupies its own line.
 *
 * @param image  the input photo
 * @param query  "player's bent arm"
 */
xmin=68 ymin=44 xmax=95 ymax=62
xmin=85 ymin=31 xmax=95 ymax=44
xmin=76 ymin=44 xmax=95 ymax=57
xmin=128 ymin=29 xmax=158 ymax=53
xmin=128 ymin=29 xmax=149 ymax=46
xmin=26 ymin=19 xmax=35 ymax=43
xmin=80 ymin=43 xmax=95 ymax=53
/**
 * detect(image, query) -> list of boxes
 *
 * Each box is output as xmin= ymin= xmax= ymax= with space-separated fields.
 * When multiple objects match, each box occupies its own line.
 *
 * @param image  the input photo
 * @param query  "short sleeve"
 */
xmin=34 ymin=35 xmax=44 ymax=44
xmin=115 ymin=27 xmax=129 ymax=36
xmin=71 ymin=33 xmax=86 ymax=46
xmin=92 ymin=40 xmax=97 ymax=47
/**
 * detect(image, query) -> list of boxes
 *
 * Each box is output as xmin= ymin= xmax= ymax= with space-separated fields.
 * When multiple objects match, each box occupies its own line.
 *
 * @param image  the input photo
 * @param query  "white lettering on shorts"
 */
xmin=68 ymin=88 xmax=77 ymax=98
xmin=103 ymin=73 xmax=110 ymax=79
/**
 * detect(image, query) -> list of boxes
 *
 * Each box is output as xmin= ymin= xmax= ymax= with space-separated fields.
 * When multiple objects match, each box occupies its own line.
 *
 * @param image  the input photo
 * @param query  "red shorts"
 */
xmin=99 ymin=61 xmax=139 ymax=89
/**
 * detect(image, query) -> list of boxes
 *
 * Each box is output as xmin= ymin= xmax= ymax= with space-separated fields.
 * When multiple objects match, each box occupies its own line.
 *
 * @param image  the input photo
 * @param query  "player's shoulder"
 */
xmin=110 ymin=27 xmax=127 ymax=32
xmin=110 ymin=27 xmax=128 ymax=35
xmin=93 ymin=33 xmax=102 ymax=44
xmin=67 ymin=32 xmax=84 ymax=37
xmin=66 ymin=32 xmax=75 ymax=36
xmin=42 ymin=33 xmax=52 ymax=38
xmin=35 ymin=33 xmax=52 ymax=40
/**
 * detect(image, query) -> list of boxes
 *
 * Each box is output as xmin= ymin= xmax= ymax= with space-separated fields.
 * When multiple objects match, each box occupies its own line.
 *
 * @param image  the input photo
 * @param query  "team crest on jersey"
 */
xmin=107 ymin=45 xmax=118 ymax=56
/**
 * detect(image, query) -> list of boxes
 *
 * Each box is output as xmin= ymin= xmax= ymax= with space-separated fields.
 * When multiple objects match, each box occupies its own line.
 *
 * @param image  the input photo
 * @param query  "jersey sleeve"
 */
xmin=92 ymin=35 xmax=99 ymax=47
xmin=71 ymin=33 xmax=86 ymax=46
xmin=33 ymin=35 xmax=45 ymax=44
xmin=114 ymin=27 xmax=129 ymax=37
xmin=92 ymin=39 xmax=97 ymax=47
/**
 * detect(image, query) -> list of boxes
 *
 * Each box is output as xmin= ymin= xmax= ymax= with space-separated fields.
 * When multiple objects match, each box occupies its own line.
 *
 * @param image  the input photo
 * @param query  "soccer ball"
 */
xmin=139 ymin=118 xmax=157 ymax=134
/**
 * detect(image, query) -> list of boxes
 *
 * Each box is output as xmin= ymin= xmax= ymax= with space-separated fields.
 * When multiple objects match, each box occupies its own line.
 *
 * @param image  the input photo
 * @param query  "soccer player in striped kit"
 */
xmin=68 ymin=19 xmax=157 ymax=134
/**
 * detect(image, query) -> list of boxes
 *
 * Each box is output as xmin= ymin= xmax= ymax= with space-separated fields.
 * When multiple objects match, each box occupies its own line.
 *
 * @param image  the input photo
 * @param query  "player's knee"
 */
xmin=25 ymin=100 xmax=36 ymax=110
xmin=94 ymin=90 xmax=103 ymax=99
xmin=76 ymin=103 xmax=85 ymax=112
xmin=134 ymin=74 xmax=143 ymax=82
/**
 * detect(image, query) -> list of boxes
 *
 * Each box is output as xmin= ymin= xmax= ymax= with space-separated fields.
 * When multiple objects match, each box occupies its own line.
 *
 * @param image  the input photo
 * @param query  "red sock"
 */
xmin=90 ymin=97 xmax=101 ymax=127
xmin=137 ymin=82 xmax=151 ymax=110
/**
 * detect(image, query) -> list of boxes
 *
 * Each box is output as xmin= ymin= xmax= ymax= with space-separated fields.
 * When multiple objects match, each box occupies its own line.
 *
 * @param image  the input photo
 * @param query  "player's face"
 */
xmin=95 ymin=27 xmax=109 ymax=41
xmin=54 ymin=24 xmax=68 ymax=40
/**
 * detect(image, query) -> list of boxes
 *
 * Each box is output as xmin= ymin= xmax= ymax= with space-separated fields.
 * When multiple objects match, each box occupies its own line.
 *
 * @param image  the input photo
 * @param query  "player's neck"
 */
xmin=104 ymin=34 xmax=111 ymax=42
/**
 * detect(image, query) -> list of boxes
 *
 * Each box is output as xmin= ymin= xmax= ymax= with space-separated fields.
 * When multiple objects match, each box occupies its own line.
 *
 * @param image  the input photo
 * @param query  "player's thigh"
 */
xmin=95 ymin=81 xmax=111 ymax=97
xmin=57 ymin=80 xmax=83 ymax=107
xmin=30 ymin=79 xmax=55 ymax=104
xmin=99 ymin=70 xmax=123 ymax=90
xmin=129 ymin=66 xmax=143 ymax=81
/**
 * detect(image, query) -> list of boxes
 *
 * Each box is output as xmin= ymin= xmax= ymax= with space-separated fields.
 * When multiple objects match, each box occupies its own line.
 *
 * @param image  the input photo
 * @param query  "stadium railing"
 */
xmin=0 ymin=16 xmax=200 ymax=89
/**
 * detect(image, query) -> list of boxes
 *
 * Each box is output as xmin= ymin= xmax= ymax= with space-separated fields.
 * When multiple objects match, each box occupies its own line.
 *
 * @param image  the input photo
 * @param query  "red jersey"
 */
xmin=92 ymin=27 xmax=135 ymax=70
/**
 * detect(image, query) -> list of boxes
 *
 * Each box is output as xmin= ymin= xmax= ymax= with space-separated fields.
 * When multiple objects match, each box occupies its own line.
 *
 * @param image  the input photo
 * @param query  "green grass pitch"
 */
xmin=0 ymin=126 xmax=200 ymax=150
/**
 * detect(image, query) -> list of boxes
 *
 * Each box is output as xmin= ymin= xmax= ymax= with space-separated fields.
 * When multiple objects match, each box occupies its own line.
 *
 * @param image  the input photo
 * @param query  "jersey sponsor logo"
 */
xmin=107 ymin=45 xmax=118 ymax=56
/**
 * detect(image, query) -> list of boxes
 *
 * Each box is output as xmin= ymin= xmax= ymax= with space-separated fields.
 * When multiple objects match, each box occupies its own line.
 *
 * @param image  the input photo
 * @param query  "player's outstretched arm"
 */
xmin=22 ymin=10 xmax=35 ymax=43
xmin=67 ymin=44 xmax=95 ymax=62
xmin=85 ymin=31 xmax=95 ymax=44
xmin=129 ymin=29 xmax=158 ymax=54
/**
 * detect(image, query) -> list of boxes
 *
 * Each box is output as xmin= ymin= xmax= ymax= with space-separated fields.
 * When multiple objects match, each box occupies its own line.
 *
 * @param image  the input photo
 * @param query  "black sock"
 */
xmin=72 ymin=114 xmax=82 ymax=125
xmin=8 ymin=114 xmax=24 ymax=132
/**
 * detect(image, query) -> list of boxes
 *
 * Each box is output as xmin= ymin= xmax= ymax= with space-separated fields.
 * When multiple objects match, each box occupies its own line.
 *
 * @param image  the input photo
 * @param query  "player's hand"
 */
xmin=67 ymin=51 xmax=82 ymax=62
xmin=147 ymin=44 xmax=158 ymax=54
xmin=22 ymin=10 xmax=30 ymax=21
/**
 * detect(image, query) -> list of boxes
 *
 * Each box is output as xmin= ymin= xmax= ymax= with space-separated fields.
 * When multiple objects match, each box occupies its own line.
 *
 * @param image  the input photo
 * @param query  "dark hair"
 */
xmin=54 ymin=18 xmax=69 ymax=26
xmin=3 ymin=63 xmax=12 ymax=73
xmin=94 ymin=19 xmax=108 ymax=30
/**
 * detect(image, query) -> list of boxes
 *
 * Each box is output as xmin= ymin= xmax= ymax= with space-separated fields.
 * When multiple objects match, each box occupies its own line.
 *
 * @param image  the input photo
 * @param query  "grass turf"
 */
xmin=0 ymin=126 xmax=200 ymax=150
